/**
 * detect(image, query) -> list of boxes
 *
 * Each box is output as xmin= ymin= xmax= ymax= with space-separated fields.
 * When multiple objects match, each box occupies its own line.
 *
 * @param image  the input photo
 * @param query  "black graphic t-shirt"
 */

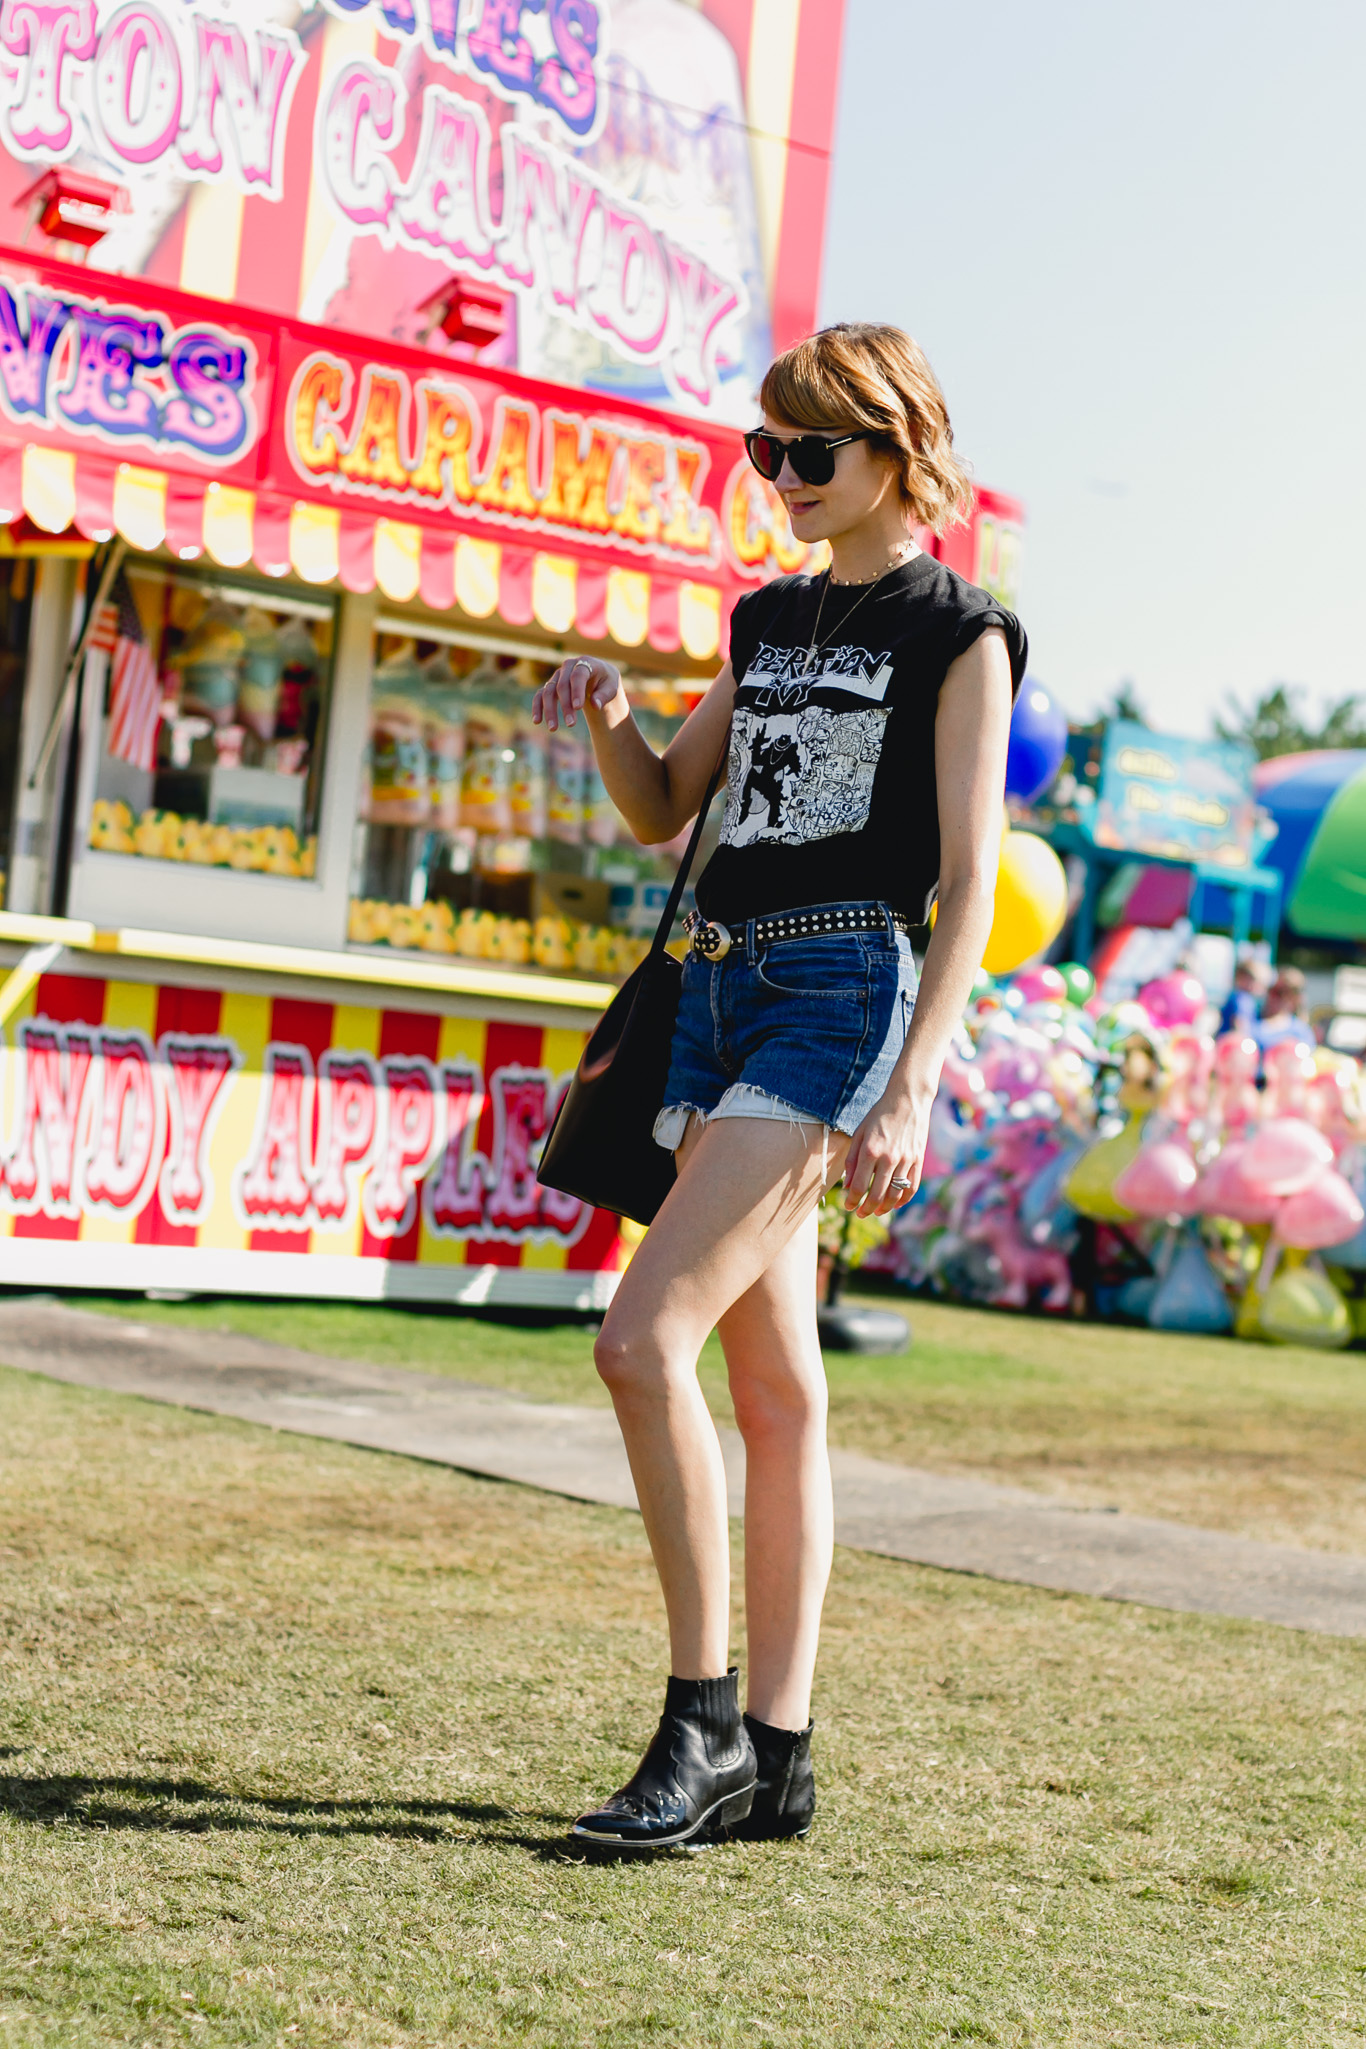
xmin=694 ymin=554 xmax=1028 ymax=927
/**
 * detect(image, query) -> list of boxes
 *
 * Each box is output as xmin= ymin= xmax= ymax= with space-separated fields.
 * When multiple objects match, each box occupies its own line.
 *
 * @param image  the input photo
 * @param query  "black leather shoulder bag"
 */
xmin=537 ymin=750 xmax=726 ymax=1227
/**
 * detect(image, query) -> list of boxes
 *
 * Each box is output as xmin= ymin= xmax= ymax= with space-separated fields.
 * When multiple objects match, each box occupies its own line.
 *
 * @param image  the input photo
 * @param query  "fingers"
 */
xmin=533 ymin=658 xmax=616 ymax=731
xmin=843 ymin=1143 xmax=918 ymax=1217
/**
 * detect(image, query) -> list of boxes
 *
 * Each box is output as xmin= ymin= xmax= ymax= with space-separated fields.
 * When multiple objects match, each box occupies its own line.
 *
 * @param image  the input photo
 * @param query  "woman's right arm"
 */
xmin=533 ymin=655 xmax=735 ymax=846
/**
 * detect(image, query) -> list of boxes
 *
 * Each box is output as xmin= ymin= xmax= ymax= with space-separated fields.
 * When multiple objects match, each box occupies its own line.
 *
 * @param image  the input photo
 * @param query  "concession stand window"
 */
xmin=65 ymin=557 xmax=350 ymax=947
xmin=348 ymin=610 xmax=715 ymax=981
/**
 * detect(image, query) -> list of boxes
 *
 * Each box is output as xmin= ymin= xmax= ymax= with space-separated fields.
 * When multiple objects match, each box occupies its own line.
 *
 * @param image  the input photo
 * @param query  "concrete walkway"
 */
xmin=4 ymin=1295 xmax=1366 ymax=1639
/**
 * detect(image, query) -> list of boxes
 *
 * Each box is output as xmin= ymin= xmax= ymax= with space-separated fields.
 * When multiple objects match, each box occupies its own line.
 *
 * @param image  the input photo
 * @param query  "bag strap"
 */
xmin=648 ymin=737 xmax=729 ymax=959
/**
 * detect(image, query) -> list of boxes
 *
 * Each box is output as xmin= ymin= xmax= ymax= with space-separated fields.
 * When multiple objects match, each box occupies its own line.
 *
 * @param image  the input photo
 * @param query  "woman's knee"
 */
xmin=731 ymin=1368 xmax=826 ymax=1446
xmin=593 ymin=1315 xmax=667 ymax=1398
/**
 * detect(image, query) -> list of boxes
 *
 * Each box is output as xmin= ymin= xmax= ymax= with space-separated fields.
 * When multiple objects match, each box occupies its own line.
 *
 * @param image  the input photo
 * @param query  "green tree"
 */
xmin=1214 ymin=684 xmax=1366 ymax=760
xmin=1107 ymin=681 xmax=1147 ymax=726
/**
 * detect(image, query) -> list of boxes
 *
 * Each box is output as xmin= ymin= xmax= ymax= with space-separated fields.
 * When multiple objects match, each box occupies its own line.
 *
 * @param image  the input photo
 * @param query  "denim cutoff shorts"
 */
xmin=654 ymin=902 xmax=918 ymax=1152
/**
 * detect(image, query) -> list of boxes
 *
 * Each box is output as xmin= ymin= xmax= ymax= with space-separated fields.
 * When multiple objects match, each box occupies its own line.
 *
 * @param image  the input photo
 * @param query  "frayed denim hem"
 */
xmin=653 ymin=1084 xmax=833 ymax=1181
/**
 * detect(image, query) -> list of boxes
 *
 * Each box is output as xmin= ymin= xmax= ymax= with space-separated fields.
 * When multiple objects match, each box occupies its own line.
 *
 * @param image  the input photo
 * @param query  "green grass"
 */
xmin=1 ymin=1364 xmax=1365 ymax=2047
xmin=76 ymin=1289 xmax=1366 ymax=1553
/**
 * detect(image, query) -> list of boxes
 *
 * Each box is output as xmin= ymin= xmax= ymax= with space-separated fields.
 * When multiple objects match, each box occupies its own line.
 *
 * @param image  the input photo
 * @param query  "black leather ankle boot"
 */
xmin=572 ymin=1669 xmax=757 ymax=1850
xmin=731 ymin=1714 xmax=815 ymax=1840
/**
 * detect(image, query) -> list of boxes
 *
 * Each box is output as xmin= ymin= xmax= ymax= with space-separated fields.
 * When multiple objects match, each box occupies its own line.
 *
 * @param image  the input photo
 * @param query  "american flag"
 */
xmin=96 ymin=570 xmax=161 ymax=773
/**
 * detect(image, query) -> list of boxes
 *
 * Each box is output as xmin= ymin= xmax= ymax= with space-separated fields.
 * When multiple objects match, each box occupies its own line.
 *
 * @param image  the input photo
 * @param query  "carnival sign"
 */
xmin=0 ymin=266 xmax=264 ymax=467
xmin=284 ymin=343 xmax=720 ymax=566
xmin=0 ymin=977 xmax=603 ymax=1256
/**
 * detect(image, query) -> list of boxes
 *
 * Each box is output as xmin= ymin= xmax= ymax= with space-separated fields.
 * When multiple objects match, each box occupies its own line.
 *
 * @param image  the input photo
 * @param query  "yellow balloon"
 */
xmin=981 ymin=830 xmax=1069 ymax=975
xmin=1064 ymin=1111 xmax=1146 ymax=1222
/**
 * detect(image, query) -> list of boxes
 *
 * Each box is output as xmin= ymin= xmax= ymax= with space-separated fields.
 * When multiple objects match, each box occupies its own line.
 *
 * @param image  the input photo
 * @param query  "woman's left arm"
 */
xmin=844 ymin=626 xmax=1015 ymax=1216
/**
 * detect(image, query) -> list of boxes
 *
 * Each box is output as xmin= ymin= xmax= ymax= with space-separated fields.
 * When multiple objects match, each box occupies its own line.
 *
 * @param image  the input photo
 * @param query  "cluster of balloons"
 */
xmin=985 ymin=680 xmax=1072 ymax=974
xmin=881 ymin=958 xmax=1366 ymax=1349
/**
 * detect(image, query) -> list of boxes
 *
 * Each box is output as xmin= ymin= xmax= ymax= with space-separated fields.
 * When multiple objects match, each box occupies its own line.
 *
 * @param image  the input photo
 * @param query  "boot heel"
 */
xmin=717 ymin=1781 xmax=756 ymax=1829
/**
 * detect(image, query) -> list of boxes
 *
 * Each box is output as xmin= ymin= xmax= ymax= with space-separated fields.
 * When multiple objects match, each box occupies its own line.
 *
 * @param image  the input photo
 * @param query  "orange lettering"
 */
xmin=338 ymin=372 xmax=410 ymax=490
xmin=540 ymin=418 xmax=619 ymax=532
xmin=473 ymin=402 xmax=538 ymax=518
xmin=292 ymin=356 xmax=347 ymax=475
xmin=616 ymin=438 xmax=667 ymax=542
xmin=729 ymin=468 xmax=770 ymax=568
xmin=659 ymin=447 xmax=714 ymax=555
xmin=410 ymin=379 xmax=475 ymax=503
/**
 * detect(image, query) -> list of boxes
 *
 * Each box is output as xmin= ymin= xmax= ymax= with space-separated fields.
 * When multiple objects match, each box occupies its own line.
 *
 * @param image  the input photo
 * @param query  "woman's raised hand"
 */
xmin=532 ymin=656 xmax=622 ymax=731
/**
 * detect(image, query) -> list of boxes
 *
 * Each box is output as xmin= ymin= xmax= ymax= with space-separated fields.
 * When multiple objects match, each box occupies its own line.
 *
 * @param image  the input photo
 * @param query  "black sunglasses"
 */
xmin=744 ymin=428 xmax=867 ymax=487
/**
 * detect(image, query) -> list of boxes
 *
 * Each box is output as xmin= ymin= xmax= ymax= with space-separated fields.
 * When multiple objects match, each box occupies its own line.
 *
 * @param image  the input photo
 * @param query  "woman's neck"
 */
xmin=825 ymin=515 xmax=920 ymax=585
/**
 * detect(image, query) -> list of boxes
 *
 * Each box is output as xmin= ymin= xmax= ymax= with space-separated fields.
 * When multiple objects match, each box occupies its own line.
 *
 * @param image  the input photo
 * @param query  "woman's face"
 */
xmin=761 ymin=411 xmax=902 ymax=544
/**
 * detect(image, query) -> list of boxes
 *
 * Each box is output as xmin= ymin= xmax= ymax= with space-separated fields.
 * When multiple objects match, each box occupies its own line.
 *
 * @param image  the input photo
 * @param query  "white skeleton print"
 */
xmin=721 ymin=705 xmax=891 ymax=850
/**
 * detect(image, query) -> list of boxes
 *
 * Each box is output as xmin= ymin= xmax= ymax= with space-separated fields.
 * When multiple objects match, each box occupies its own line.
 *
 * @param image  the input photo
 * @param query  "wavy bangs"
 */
xmin=759 ymin=323 xmax=972 ymax=535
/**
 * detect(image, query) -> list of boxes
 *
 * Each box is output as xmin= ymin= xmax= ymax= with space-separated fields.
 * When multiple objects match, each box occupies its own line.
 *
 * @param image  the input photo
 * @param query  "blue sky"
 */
xmin=818 ymin=0 xmax=1366 ymax=736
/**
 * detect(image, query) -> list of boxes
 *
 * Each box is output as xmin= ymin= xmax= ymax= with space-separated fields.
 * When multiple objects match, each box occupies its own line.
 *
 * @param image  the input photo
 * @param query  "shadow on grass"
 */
xmin=0 ymin=1770 xmax=571 ymax=1853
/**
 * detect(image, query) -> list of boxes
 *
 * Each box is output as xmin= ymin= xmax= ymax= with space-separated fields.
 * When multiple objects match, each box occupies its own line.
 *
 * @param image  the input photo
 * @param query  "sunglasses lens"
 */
xmin=791 ymin=437 xmax=835 ymax=486
xmin=746 ymin=433 xmax=845 ymax=485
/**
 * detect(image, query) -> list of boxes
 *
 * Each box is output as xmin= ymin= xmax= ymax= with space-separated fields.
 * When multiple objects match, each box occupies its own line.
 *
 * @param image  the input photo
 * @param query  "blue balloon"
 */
xmin=1006 ymin=678 xmax=1069 ymax=802
xmin=1148 ymin=1231 xmax=1233 ymax=1334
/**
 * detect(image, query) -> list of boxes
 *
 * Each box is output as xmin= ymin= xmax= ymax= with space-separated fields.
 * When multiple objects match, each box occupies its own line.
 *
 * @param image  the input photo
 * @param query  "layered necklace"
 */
xmin=801 ymin=540 xmax=917 ymax=674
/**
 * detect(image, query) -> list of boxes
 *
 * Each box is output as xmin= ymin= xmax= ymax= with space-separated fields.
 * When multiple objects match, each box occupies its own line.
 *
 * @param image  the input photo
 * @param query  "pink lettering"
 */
xmin=311 ymin=1050 xmax=377 ymax=1226
xmin=85 ymin=1030 xmax=158 ymax=1211
xmin=425 ymin=1061 xmax=487 ymax=1234
xmin=495 ymin=131 xmax=596 ymax=304
xmin=663 ymin=240 xmax=742 ymax=407
xmin=56 ymin=309 xmax=163 ymax=438
xmin=319 ymin=58 xmax=401 ymax=229
xmin=485 ymin=1067 xmax=550 ymax=1234
xmin=160 ymin=1034 xmax=237 ymax=1223
xmin=589 ymin=206 xmax=671 ymax=357
xmin=395 ymin=85 xmax=493 ymax=265
xmin=364 ymin=1055 xmax=440 ymax=1237
xmin=0 ymin=0 xmax=96 ymax=156
xmin=5 ymin=1021 xmax=95 ymax=1213
xmin=92 ymin=4 xmax=181 ymax=168
xmin=466 ymin=0 xmax=534 ymax=93
xmin=537 ymin=1079 xmax=588 ymax=1239
xmin=540 ymin=0 xmax=600 ymax=138
xmin=237 ymin=1046 xmax=313 ymax=1227
xmin=178 ymin=18 xmax=302 ymax=190
xmin=0 ymin=287 xmax=69 ymax=418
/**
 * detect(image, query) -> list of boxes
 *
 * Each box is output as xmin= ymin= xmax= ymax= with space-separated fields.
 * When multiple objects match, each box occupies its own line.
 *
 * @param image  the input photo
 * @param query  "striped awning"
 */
xmin=1 ymin=441 xmax=726 ymax=663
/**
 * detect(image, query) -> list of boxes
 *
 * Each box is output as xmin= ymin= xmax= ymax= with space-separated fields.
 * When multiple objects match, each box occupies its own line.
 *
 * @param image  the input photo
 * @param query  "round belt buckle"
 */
xmin=692 ymin=918 xmax=732 ymax=960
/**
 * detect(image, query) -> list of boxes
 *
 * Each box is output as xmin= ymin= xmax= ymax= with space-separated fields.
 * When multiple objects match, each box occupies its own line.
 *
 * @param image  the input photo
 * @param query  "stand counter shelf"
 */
xmin=0 ymin=912 xmax=626 ymax=1309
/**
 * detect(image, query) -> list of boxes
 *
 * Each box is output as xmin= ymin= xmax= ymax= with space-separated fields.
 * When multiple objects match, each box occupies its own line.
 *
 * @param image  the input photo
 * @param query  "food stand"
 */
xmin=0 ymin=0 xmax=1020 ymax=1303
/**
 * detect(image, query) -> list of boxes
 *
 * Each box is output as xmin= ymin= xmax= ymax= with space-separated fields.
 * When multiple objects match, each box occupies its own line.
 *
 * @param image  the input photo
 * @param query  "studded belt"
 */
xmin=683 ymin=901 xmax=909 ymax=962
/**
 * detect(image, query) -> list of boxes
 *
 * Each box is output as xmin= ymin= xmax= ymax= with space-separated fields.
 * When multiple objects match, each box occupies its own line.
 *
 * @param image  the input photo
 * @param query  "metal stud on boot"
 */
xmin=731 ymin=1714 xmax=815 ymax=1841
xmin=572 ymin=1669 xmax=757 ymax=1851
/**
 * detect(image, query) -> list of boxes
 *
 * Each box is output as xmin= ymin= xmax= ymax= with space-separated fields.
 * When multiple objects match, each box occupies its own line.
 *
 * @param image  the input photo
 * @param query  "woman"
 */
xmin=534 ymin=324 xmax=1026 ymax=1850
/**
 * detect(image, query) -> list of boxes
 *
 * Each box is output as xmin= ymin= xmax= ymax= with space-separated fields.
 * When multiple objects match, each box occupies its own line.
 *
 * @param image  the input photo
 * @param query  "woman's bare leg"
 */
xmin=592 ymin=1113 xmax=840 ymax=1681
xmin=717 ymin=1211 xmax=834 ymax=1730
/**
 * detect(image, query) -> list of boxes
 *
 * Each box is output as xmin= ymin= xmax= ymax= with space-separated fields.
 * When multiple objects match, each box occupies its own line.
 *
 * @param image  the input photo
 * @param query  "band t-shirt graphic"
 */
xmin=694 ymin=555 xmax=1028 ymax=927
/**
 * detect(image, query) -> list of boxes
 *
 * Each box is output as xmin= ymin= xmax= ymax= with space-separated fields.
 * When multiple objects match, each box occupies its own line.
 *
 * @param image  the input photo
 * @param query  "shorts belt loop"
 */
xmin=745 ymin=916 xmax=758 ymax=962
xmin=882 ymin=902 xmax=896 ymax=944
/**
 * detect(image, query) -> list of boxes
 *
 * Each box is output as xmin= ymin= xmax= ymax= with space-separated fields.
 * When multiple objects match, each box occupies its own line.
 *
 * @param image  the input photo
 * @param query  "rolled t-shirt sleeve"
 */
xmin=947 ymin=603 xmax=1028 ymax=699
xmin=726 ymin=588 xmax=765 ymax=685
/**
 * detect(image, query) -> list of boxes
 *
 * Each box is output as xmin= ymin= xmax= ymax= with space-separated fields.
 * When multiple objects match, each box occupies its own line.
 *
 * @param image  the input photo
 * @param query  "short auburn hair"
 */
xmin=759 ymin=323 xmax=972 ymax=535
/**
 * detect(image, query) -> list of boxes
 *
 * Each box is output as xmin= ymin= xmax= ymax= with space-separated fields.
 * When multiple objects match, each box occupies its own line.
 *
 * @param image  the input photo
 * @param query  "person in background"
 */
xmin=1255 ymin=966 xmax=1316 ymax=1049
xmin=1218 ymin=954 xmax=1271 ymax=1038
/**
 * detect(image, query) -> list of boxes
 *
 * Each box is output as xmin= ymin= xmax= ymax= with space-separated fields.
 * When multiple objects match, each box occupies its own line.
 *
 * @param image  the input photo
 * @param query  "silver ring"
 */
xmin=889 ymin=1179 xmax=913 ymax=1192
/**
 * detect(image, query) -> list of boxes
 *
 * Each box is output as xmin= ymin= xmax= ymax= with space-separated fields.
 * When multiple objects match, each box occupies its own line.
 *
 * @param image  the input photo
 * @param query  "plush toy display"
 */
xmin=873 ymin=959 xmax=1366 ymax=1344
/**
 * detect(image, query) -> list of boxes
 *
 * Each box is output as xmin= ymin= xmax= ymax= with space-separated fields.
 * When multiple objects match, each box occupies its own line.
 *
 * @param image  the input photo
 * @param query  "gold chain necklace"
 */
xmin=802 ymin=548 xmax=913 ymax=675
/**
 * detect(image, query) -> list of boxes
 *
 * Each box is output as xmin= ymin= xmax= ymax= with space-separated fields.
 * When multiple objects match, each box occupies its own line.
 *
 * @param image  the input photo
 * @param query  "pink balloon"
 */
xmin=1113 ymin=1141 xmax=1200 ymax=1218
xmin=1198 ymin=1141 xmax=1279 ymax=1224
xmin=1012 ymin=965 xmax=1067 ymax=1005
xmin=1243 ymin=1117 xmax=1334 ymax=1195
xmin=1275 ymin=1169 xmax=1366 ymax=1250
xmin=1138 ymin=971 xmax=1206 ymax=1028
